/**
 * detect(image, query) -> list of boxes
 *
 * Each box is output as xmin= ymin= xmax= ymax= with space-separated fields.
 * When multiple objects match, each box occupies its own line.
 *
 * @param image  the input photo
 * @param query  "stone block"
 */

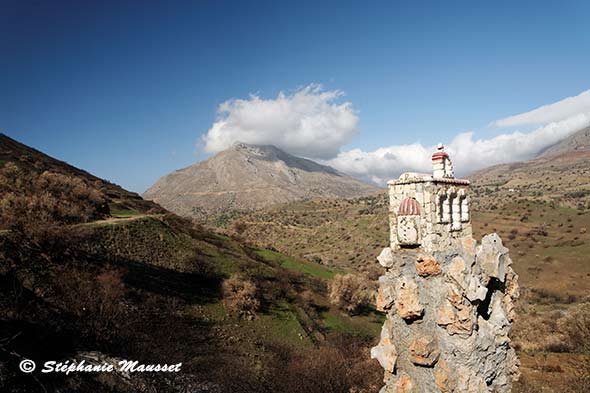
xmin=396 ymin=277 xmax=423 ymax=320
xmin=377 ymin=247 xmax=394 ymax=268
xmin=409 ymin=334 xmax=440 ymax=366
xmin=415 ymin=255 xmax=441 ymax=277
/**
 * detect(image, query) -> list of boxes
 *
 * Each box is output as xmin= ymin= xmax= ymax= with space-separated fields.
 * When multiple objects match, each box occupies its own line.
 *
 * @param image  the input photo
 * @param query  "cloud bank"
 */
xmin=202 ymin=84 xmax=358 ymax=159
xmin=326 ymin=112 xmax=589 ymax=184
xmin=326 ymin=90 xmax=590 ymax=184
xmin=492 ymin=90 xmax=590 ymax=127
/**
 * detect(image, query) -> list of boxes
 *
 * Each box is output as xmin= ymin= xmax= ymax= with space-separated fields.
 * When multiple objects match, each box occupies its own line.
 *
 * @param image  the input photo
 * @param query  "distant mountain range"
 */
xmin=144 ymin=142 xmax=379 ymax=218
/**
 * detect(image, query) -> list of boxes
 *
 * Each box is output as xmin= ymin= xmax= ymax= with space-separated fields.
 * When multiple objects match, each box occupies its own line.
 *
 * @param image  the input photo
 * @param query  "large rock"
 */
xmin=415 ymin=255 xmax=441 ymax=277
xmin=409 ymin=334 xmax=439 ymax=366
xmin=371 ymin=320 xmax=398 ymax=372
xmin=395 ymin=276 xmax=424 ymax=320
xmin=373 ymin=245 xmax=519 ymax=392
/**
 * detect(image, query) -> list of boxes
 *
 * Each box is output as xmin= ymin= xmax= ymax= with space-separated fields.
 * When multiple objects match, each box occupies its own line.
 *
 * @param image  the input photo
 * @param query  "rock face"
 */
xmin=371 ymin=145 xmax=519 ymax=392
xmin=144 ymin=143 xmax=378 ymax=218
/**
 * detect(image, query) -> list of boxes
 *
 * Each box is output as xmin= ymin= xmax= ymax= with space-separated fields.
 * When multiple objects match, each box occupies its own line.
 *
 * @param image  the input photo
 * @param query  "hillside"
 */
xmin=469 ymin=129 xmax=590 ymax=212
xmin=538 ymin=126 xmax=590 ymax=157
xmin=0 ymin=133 xmax=164 ymax=216
xmin=0 ymin=135 xmax=382 ymax=393
xmin=144 ymin=142 xmax=379 ymax=219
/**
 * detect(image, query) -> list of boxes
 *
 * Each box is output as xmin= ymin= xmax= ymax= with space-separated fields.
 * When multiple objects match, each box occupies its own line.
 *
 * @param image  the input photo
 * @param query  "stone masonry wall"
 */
xmin=372 ymin=232 xmax=520 ymax=392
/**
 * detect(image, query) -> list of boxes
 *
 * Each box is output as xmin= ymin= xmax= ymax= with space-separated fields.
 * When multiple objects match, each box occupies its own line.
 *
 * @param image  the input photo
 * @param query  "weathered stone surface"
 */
xmin=378 ymin=247 xmax=395 ymax=268
xmin=465 ymin=275 xmax=487 ymax=302
xmin=396 ymin=277 xmax=423 ymax=320
xmin=371 ymin=320 xmax=398 ymax=372
xmin=435 ymin=360 xmax=456 ymax=392
xmin=415 ymin=255 xmax=441 ymax=277
xmin=409 ymin=335 xmax=439 ymax=366
xmin=476 ymin=233 xmax=509 ymax=282
xmin=374 ymin=146 xmax=519 ymax=393
xmin=393 ymin=373 xmax=414 ymax=393
xmin=397 ymin=215 xmax=421 ymax=246
xmin=376 ymin=279 xmax=396 ymax=311
xmin=447 ymin=256 xmax=467 ymax=286
xmin=436 ymin=284 xmax=476 ymax=336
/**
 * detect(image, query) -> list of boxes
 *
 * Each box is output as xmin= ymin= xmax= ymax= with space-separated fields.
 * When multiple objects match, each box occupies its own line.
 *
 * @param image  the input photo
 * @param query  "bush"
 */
xmin=54 ymin=265 xmax=127 ymax=343
xmin=559 ymin=303 xmax=590 ymax=354
xmin=0 ymin=163 xmax=108 ymax=271
xmin=328 ymin=273 xmax=376 ymax=315
xmin=222 ymin=274 xmax=260 ymax=319
xmin=0 ymin=163 xmax=108 ymax=231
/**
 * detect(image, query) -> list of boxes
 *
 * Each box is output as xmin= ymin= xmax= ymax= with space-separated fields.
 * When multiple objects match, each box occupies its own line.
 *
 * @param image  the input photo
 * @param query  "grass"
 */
xmin=110 ymin=208 xmax=142 ymax=217
xmin=255 ymin=248 xmax=336 ymax=279
xmin=251 ymin=301 xmax=313 ymax=346
xmin=321 ymin=309 xmax=383 ymax=338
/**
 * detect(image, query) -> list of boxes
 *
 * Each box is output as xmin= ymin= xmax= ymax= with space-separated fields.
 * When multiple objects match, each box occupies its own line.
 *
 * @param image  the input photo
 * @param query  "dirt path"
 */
xmin=79 ymin=214 xmax=164 ymax=227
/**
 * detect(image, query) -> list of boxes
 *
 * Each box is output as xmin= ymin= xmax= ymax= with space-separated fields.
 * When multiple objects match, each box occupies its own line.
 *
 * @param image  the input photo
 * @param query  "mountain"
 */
xmin=144 ymin=142 xmax=379 ymax=218
xmin=538 ymin=126 xmax=590 ymax=157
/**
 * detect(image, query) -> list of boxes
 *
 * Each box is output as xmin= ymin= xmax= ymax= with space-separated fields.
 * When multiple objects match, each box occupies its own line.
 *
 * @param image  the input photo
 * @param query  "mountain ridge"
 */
xmin=144 ymin=142 xmax=380 ymax=218
xmin=537 ymin=126 xmax=590 ymax=158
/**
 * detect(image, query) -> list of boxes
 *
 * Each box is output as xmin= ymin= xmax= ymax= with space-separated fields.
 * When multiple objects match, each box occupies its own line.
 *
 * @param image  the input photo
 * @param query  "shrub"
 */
xmin=233 ymin=221 xmax=248 ymax=235
xmin=54 ymin=265 xmax=127 ymax=343
xmin=559 ymin=303 xmax=590 ymax=354
xmin=0 ymin=163 xmax=108 ymax=269
xmin=508 ymin=228 xmax=518 ymax=240
xmin=222 ymin=274 xmax=260 ymax=319
xmin=328 ymin=273 xmax=375 ymax=315
xmin=0 ymin=163 xmax=108 ymax=230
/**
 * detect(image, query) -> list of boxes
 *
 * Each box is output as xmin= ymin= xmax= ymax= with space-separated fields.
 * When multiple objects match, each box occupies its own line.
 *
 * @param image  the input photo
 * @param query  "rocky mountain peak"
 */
xmin=144 ymin=143 xmax=379 ymax=218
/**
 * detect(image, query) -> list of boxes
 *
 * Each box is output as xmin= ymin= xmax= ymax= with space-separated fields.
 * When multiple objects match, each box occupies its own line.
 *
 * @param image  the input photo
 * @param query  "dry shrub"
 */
xmin=559 ymin=302 xmax=590 ymax=354
xmin=232 ymin=221 xmax=248 ymax=235
xmin=0 ymin=163 xmax=107 ymax=231
xmin=222 ymin=274 xmax=260 ymax=319
xmin=274 ymin=344 xmax=381 ymax=393
xmin=512 ymin=309 xmax=567 ymax=353
xmin=54 ymin=265 xmax=127 ymax=343
xmin=0 ymin=163 xmax=108 ymax=271
xmin=329 ymin=273 xmax=376 ymax=315
xmin=568 ymin=358 xmax=590 ymax=393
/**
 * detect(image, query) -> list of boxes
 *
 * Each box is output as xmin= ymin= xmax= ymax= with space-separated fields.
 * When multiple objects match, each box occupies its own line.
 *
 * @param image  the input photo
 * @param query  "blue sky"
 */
xmin=2 ymin=0 xmax=590 ymax=191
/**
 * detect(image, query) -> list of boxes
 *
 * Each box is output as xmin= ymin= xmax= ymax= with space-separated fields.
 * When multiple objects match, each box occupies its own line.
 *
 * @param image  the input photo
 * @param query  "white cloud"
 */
xmin=202 ymin=84 xmax=358 ymax=159
xmin=492 ymin=90 xmax=590 ymax=127
xmin=326 ymin=91 xmax=590 ymax=185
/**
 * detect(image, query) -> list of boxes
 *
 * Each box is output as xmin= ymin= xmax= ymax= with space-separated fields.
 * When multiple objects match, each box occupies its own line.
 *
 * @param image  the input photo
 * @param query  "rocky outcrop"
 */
xmin=371 ymin=145 xmax=519 ymax=392
xmin=372 ymin=238 xmax=520 ymax=392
